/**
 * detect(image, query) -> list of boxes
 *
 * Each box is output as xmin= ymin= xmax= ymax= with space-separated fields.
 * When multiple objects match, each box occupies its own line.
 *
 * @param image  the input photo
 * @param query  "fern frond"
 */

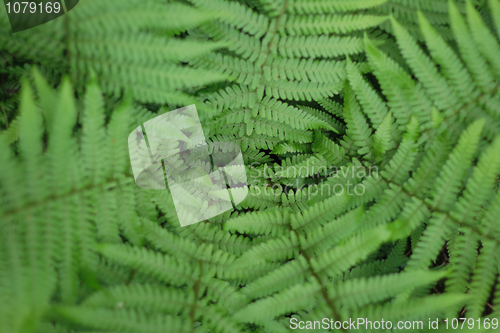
xmin=428 ymin=119 xmax=484 ymax=211
xmin=451 ymin=135 xmax=500 ymax=224
xmin=444 ymin=229 xmax=479 ymax=318
xmin=241 ymin=255 xmax=309 ymax=299
xmin=318 ymin=98 xmax=343 ymax=117
xmin=204 ymin=85 xmax=257 ymax=112
xmin=343 ymin=84 xmax=373 ymax=157
xmin=225 ymin=208 xmax=289 ymax=236
xmin=311 ymin=225 xmax=392 ymax=279
xmin=265 ymin=57 xmax=346 ymax=83
xmin=255 ymin=97 xmax=335 ymax=131
xmin=82 ymin=284 xmax=192 ymax=314
xmin=347 ymin=58 xmax=388 ymax=128
xmin=360 ymin=184 xmax=409 ymax=230
xmin=312 ymin=131 xmax=348 ymax=165
xmin=329 ymin=269 xmax=446 ymax=310
xmin=372 ymin=112 xmax=394 ymax=159
xmin=281 ymin=14 xmax=389 ymax=36
xmin=364 ymin=34 xmax=433 ymax=130
xmin=202 ymin=22 xmax=262 ymax=61
xmin=465 ymin=0 xmax=500 ymax=79
xmin=403 ymin=133 xmax=452 ymax=197
xmin=286 ymin=0 xmax=388 ymax=15
xmin=406 ymin=213 xmax=452 ymax=271
xmin=4 ymin=0 xmax=500 ymax=331
xmin=467 ymin=239 xmax=498 ymax=319
xmin=271 ymin=142 xmax=312 ymax=155
xmin=274 ymin=35 xmax=367 ymax=58
xmin=418 ymin=11 xmax=475 ymax=102
xmin=449 ymin=0 xmax=497 ymax=93
xmin=379 ymin=116 xmax=419 ymax=185
xmin=354 ymin=294 xmax=470 ymax=324
xmin=234 ymin=232 xmax=299 ymax=264
xmin=233 ymin=280 xmax=321 ymax=323
xmin=193 ymin=0 xmax=270 ymax=38
xmin=53 ymin=306 xmax=190 ymax=333
xmin=80 ymin=284 xmax=242 ymax=333
xmin=178 ymin=222 xmax=252 ymax=256
xmin=261 ymin=78 xmax=342 ymax=101
xmin=291 ymin=191 xmax=351 ymax=232
xmin=98 ymin=244 xmax=199 ymax=287
xmin=300 ymin=206 xmax=364 ymax=255
xmin=391 ymin=17 xmax=458 ymax=113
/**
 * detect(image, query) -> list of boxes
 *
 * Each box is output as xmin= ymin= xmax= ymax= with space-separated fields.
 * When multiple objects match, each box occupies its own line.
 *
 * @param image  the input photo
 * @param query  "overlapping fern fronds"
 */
xmin=0 ymin=0 xmax=227 ymax=121
xmin=1 ymin=0 xmax=500 ymax=333
xmin=0 ymin=71 xmax=248 ymax=333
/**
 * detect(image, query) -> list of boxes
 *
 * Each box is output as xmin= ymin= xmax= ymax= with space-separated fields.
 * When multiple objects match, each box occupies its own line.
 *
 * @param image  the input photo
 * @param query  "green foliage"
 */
xmin=2 ymin=0 xmax=500 ymax=332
